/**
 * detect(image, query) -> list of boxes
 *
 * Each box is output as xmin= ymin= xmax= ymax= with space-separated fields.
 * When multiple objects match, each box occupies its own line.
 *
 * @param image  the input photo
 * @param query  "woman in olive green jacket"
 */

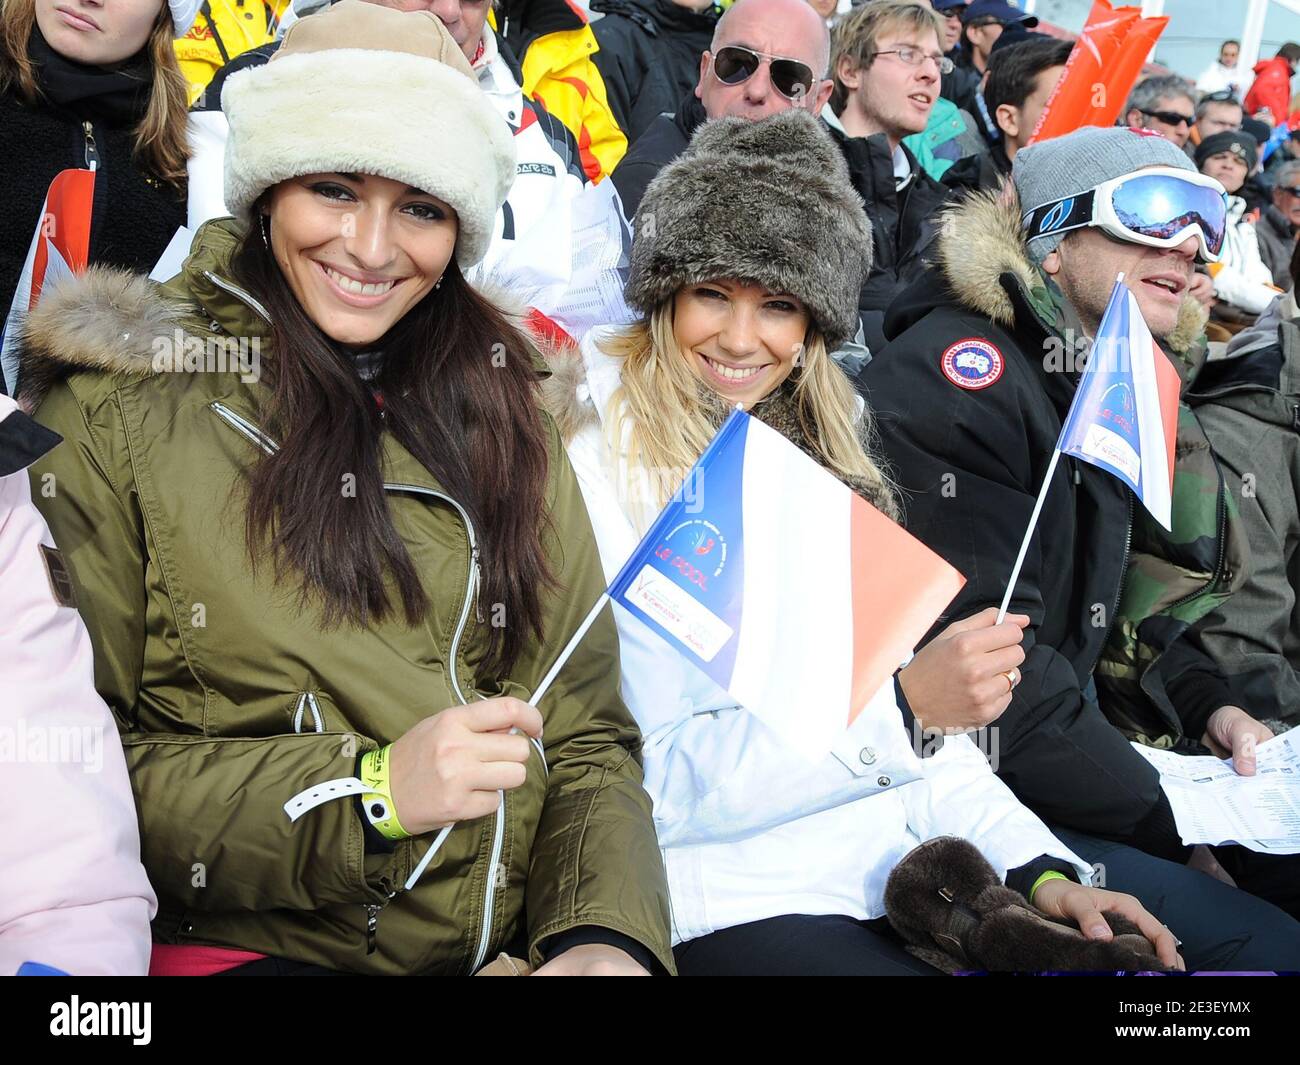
xmin=17 ymin=1 xmax=671 ymax=976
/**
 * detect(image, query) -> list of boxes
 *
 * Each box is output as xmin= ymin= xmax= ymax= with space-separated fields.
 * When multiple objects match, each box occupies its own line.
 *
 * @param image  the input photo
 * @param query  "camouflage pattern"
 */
xmin=1093 ymin=405 xmax=1249 ymax=746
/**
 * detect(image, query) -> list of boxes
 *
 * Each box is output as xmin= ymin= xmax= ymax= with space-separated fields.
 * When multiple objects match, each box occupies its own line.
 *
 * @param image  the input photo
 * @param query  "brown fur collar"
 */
xmin=15 ymin=266 xmax=184 ymax=410
xmin=936 ymin=189 xmax=1209 ymax=357
xmin=537 ymin=338 xmax=593 ymax=444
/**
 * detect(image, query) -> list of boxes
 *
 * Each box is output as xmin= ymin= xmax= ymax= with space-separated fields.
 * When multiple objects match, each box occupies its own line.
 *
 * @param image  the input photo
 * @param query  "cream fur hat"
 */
xmin=220 ymin=0 xmax=515 ymax=267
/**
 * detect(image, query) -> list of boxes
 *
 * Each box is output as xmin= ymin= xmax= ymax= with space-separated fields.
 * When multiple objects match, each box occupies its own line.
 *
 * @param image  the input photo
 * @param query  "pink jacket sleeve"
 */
xmin=0 ymin=397 xmax=156 ymax=975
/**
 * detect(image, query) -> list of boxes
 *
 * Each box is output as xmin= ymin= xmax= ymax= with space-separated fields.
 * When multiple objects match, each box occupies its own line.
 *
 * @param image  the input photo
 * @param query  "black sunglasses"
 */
xmin=1202 ymin=89 xmax=1240 ymax=104
xmin=1140 ymin=107 xmax=1193 ymax=128
xmin=711 ymin=45 xmax=816 ymax=101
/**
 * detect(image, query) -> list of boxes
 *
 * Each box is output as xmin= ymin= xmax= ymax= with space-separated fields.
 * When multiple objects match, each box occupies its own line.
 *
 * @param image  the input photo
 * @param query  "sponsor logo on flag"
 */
xmin=1057 ymin=278 xmax=1180 ymax=529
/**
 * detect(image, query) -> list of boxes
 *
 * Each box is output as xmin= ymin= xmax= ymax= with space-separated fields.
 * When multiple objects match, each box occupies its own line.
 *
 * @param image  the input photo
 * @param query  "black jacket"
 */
xmin=830 ymin=129 xmax=948 ymax=353
xmin=941 ymin=146 xmax=1011 ymax=200
xmin=589 ymin=0 xmax=717 ymax=148
xmin=0 ymin=88 xmax=186 ymax=393
xmin=859 ymin=192 xmax=1231 ymax=856
xmin=611 ymin=92 xmax=706 ymax=221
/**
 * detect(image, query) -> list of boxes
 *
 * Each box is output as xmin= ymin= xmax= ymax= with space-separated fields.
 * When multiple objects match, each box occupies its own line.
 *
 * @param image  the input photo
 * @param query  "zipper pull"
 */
xmin=82 ymin=120 xmax=99 ymax=171
xmin=364 ymin=904 xmax=380 ymax=954
xmin=473 ymin=547 xmax=485 ymax=624
xmin=363 ymin=881 xmax=398 ymax=955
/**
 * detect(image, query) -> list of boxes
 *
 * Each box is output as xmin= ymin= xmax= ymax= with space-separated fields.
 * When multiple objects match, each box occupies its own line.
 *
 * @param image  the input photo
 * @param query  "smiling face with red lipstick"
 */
xmin=34 ymin=0 xmax=163 ymax=66
xmin=263 ymin=171 xmax=458 ymax=347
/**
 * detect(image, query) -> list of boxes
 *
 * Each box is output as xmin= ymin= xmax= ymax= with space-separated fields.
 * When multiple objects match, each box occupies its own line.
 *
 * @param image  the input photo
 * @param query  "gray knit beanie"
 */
xmin=626 ymin=109 xmax=873 ymax=351
xmin=1013 ymin=126 xmax=1197 ymax=263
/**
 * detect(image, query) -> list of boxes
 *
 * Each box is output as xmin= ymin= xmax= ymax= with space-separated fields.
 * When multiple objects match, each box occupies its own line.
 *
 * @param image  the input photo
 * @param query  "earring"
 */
xmin=434 ymin=275 xmax=443 ymax=290
xmin=259 ymin=213 xmax=271 ymax=251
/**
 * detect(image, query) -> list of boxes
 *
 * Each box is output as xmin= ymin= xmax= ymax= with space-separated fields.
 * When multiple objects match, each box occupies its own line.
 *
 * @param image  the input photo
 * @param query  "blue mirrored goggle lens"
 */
xmin=1110 ymin=174 xmax=1227 ymax=257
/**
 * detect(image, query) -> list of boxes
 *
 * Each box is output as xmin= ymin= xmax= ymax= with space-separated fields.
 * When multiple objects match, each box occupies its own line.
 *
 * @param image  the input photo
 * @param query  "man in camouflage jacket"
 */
xmin=862 ymin=128 xmax=1300 ymax=920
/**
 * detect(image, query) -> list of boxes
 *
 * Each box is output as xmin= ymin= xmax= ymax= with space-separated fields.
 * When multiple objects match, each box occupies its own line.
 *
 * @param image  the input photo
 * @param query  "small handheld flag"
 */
xmin=1058 ymin=277 xmax=1181 ymax=530
xmin=998 ymin=275 xmax=1181 ymax=621
xmin=581 ymin=409 xmax=964 ymax=762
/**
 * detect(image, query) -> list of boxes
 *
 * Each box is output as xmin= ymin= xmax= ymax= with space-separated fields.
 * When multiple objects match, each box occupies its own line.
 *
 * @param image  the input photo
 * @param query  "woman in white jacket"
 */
xmin=1197 ymin=131 xmax=1280 ymax=317
xmin=548 ymin=110 xmax=1183 ymax=974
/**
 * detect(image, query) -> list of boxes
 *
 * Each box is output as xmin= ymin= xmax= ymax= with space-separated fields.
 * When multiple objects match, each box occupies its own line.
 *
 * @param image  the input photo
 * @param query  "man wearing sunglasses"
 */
xmin=1257 ymin=159 xmax=1300 ymax=290
xmin=862 ymin=126 xmax=1300 ymax=943
xmin=611 ymin=0 xmax=833 ymax=221
xmin=1124 ymin=74 xmax=1197 ymax=150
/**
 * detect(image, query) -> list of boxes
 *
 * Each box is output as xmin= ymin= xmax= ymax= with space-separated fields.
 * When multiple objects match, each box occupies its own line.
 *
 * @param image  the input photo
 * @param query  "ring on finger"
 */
xmin=1002 ymin=667 xmax=1021 ymax=693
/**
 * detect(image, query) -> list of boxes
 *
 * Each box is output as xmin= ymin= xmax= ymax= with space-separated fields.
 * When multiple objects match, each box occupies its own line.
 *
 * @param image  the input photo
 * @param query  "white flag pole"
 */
xmin=528 ymin=592 xmax=610 ymax=709
xmin=997 ymin=448 xmax=1063 ymax=625
xmin=405 ymin=592 xmax=611 ymax=891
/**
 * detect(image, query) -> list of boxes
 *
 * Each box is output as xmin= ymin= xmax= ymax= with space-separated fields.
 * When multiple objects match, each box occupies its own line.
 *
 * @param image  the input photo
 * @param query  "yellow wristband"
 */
xmin=359 ymin=744 xmax=409 ymax=841
xmin=1029 ymin=869 xmax=1071 ymax=904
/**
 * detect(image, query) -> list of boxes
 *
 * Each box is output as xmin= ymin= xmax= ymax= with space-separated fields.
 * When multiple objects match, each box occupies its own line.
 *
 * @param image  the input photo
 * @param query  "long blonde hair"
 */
xmin=0 ymin=0 xmax=190 ymax=186
xmin=600 ymin=300 xmax=898 ymax=524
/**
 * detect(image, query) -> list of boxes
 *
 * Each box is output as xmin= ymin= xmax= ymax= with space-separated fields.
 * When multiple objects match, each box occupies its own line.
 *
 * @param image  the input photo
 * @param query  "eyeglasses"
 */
xmin=1277 ymin=185 xmax=1300 ymax=197
xmin=1139 ymin=108 xmax=1194 ymax=129
xmin=1202 ymin=89 xmax=1239 ymax=104
xmin=870 ymin=47 xmax=955 ymax=75
xmin=1022 ymin=167 xmax=1228 ymax=263
xmin=709 ymin=46 xmax=817 ymax=100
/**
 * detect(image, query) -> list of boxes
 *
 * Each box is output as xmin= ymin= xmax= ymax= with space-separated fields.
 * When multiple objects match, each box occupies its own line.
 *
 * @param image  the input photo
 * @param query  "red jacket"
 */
xmin=1244 ymin=56 xmax=1294 ymax=125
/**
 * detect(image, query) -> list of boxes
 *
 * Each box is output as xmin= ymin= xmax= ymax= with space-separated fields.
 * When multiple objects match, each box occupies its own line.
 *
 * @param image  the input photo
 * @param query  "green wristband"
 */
xmin=359 ymin=744 xmax=410 ymax=841
xmin=1029 ymin=869 xmax=1071 ymax=904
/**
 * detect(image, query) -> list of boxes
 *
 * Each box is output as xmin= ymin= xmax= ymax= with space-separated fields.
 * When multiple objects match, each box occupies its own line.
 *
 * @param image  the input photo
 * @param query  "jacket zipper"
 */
xmin=82 ymin=120 xmax=100 ymax=170
xmin=202 ymin=271 xmax=272 ymax=324
xmin=384 ymin=482 xmax=502 ymax=972
xmin=210 ymin=401 xmax=275 ymax=453
xmin=207 ymin=403 xmax=495 ymax=961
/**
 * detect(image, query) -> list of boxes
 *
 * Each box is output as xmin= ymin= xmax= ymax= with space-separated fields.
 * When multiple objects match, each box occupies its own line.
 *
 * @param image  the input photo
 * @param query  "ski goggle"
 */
xmin=1021 ymin=167 xmax=1228 ymax=263
xmin=709 ymin=46 xmax=817 ymax=101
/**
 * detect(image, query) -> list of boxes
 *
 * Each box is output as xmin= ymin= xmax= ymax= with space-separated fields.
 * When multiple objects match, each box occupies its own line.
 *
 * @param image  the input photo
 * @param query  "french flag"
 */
xmin=606 ymin=410 xmax=965 ymax=762
xmin=1058 ymin=278 xmax=1182 ymax=530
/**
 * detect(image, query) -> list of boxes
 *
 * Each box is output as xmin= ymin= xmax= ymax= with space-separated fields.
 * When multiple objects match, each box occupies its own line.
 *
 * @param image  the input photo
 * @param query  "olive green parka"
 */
xmin=18 ymin=219 xmax=673 ymax=975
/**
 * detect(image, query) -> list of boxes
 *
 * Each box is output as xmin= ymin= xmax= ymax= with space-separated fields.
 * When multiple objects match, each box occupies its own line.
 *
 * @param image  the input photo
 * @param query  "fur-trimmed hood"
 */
xmin=15 ymin=266 xmax=190 ymax=412
xmin=928 ymin=188 xmax=1208 ymax=364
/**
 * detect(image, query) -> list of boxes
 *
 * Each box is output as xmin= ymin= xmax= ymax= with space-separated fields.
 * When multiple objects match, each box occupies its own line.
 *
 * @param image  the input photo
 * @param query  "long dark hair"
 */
xmin=230 ymin=221 xmax=553 ymax=678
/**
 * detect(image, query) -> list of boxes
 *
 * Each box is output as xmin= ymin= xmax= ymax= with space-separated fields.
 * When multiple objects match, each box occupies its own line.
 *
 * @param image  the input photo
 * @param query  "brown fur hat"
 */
xmin=625 ymin=109 xmax=873 ymax=350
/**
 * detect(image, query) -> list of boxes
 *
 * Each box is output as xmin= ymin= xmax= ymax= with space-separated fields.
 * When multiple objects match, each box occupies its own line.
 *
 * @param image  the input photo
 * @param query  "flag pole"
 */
xmin=406 ymin=591 xmax=611 ymax=890
xmin=530 ymin=592 xmax=610 ymax=708
xmin=997 ymin=271 xmax=1129 ymax=624
xmin=996 ymin=448 xmax=1062 ymax=624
